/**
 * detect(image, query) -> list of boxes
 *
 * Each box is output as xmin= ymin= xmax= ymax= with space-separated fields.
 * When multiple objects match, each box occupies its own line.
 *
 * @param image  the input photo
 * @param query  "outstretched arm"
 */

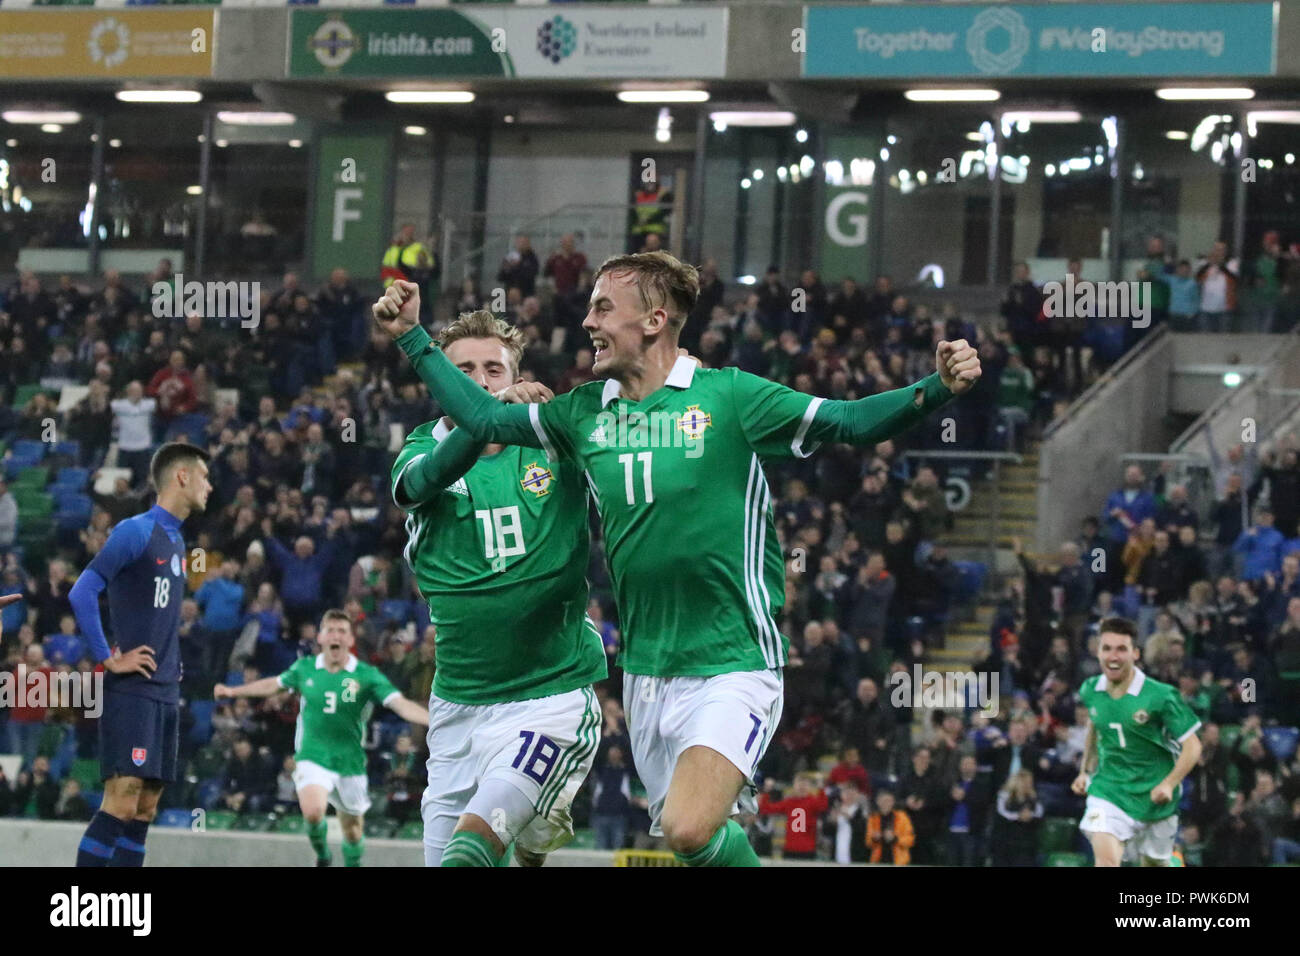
xmin=384 ymin=693 xmax=430 ymax=727
xmin=215 ymin=676 xmax=287 ymax=699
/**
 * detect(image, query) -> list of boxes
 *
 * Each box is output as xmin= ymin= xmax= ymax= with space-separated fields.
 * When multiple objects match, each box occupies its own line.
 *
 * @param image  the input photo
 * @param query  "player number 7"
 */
xmin=1108 ymin=722 xmax=1126 ymax=748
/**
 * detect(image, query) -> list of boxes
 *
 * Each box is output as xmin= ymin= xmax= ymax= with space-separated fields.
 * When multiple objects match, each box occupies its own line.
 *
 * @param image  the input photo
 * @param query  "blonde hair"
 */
xmin=440 ymin=309 xmax=525 ymax=375
xmin=595 ymin=251 xmax=699 ymax=332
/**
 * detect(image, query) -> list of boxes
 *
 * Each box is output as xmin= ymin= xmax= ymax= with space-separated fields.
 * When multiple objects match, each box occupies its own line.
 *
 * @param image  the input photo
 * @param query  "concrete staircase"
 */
xmin=926 ymin=442 xmax=1041 ymax=671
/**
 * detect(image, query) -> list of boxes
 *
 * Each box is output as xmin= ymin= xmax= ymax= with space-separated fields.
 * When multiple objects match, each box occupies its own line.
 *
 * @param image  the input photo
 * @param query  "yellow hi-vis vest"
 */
xmin=382 ymin=242 xmax=405 ymax=288
xmin=382 ymin=241 xmax=432 ymax=288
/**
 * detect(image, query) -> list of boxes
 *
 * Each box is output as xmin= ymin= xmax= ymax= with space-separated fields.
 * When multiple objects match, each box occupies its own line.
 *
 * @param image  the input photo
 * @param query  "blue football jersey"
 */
xmin=86 ymin=505 xmax=188 ymax=702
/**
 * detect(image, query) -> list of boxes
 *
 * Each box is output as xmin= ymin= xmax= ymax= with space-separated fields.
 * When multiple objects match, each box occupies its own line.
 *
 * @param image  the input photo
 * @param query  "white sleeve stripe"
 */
xmin=1176 ymin=721 xmax=1202 ymax=743
xmin=791 ymin=396 xmax=824 ymax=459
xmin=529 ymin=403 xmax=560 ymax=462
xmin=382 ymin=691 xmax=401 ymax=707
xmin=391 ymin=453 xmax=427 ymax=508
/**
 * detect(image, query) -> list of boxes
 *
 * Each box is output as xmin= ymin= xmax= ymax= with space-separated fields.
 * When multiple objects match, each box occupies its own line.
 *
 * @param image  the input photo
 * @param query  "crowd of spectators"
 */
xmin=2 ymin=233 xmax=1298 ymax=864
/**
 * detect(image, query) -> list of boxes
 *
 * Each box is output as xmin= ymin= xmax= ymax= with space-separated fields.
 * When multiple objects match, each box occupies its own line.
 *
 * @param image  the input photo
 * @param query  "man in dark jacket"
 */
xmin=947 ymin=754 xmax=993 ymax=866
xmin=899 ymin=746 xmax=950 ymax=864
xmin=841 ymin=678 xmax=895 ymax=777
xmin=222 ymin=736 xmax=272 ymax=814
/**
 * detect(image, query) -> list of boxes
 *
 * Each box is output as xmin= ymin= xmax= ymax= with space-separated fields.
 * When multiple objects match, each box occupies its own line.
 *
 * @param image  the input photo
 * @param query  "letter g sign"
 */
xmin=825 ymin=191 xmax=868 ymax=247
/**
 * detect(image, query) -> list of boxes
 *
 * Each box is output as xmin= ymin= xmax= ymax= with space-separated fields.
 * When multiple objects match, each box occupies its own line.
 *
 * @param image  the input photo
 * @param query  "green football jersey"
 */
xmin=277 ymin=654 xmax=399 ymax=777
xmin=391 ymin=419 xmax=606 ymax=705
xmin=1080 ymin=668 xmax=1201 ymax=822
xmin=396 ymin=325 xmax=954 ymax=680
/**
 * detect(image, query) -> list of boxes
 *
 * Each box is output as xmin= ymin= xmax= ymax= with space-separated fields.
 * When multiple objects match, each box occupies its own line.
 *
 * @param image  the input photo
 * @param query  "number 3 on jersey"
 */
xmin=152 ymin=575 xmax=171 ymax=608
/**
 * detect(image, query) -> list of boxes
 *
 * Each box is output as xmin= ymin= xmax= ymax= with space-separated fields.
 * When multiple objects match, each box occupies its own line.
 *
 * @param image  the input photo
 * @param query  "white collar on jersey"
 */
xmin=1096 ymin=667 xmax=1145 ymax=696
xmin=601 ymin=355 xmax=697 ymax=408
xmin=431 ymin=418 xmax=452 ymax=442
xmin=316 ymin=653 xmax=359 ymax=672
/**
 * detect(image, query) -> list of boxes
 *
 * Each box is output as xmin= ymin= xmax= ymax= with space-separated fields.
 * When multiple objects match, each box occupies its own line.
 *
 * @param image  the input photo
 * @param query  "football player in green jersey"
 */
xmin=374 ymin=253 xmax=980 ymax=866
xmin=216 ymin=609 xmax=429 ymax=866
xmin=1071 ymin=617 xmax=1202 ymax=866
xmin=390 ymin=310 xmax=606 ymax=868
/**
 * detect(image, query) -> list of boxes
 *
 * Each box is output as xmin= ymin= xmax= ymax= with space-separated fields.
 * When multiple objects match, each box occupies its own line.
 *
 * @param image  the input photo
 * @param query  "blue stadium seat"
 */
xmin=1263 ymin=727 xmax=1299 ymax=763
xmin=53 ymin=490 xmax=92 ymax=512
xmin=51 ymin=467 xmax=90 ymax=492
xmin=225 ymin=669 xmax=245 ymax=686
xmin=380 ymin=599 xmax=412 ymax=626
xmin=84 ymin=790 xmax=103 ymax=812
xmin=43 ymin=634 xmax=86 ymax=665
xmin=195 ymin=778 xmax=223 ymax=809
xmin=952 ymin=561 xmax=988 ymax=605
xmin=164 ymin=414 xmax=210 ymax=444
xmin=158 ymin=808 xmax=194 ymax=829
xmin=188 ymin=699 xmax=216 ymax=746
xmin=11 ymin=439 xmax=46 ymax=462
xmin=51 ymin=440 xmax=81 ymax=462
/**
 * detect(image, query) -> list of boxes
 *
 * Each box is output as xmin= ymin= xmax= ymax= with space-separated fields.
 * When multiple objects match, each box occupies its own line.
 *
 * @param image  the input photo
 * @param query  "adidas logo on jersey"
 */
xmin=588 ymin=423 xmax=608 ymax=445
xmin=448 ymin=478 xmax=469 ymax=496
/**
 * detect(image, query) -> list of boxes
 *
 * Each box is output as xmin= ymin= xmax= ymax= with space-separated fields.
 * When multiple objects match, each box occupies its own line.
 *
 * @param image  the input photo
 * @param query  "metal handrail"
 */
xmin=1041 ymin=324 xmax=1170 ymax=441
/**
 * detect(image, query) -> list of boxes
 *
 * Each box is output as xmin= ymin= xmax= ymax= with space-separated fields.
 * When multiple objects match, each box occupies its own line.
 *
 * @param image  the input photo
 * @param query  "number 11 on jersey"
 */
xmin=619 ymin=452 xmax=654 ymax=505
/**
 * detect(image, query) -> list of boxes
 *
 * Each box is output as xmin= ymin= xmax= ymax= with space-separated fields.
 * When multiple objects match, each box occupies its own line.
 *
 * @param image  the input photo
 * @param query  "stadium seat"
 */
xmin=53 ymin=490 xmax=92 ymax=512
xmin=951 ymin=561 xmax=988 ymax=605
xmin=13 ymin=489 xmax=53 ymax=516
xmin=1046 ymin=852 xmax=1089 ymax=866
xmin=12 ymin=385 xmax=47 ymax=408
xmin=274 ymin=815 xmax=307 ymax=835
xmin=233 ymin=812 xmax=276 ymax=832
xmin=158 ymin=808 xmax=194 ymax=830
xmin=196 ymin=778 xmax=224 ymax=809
xmin=1037 ymin=817 xmax=1077 ymax=855
xmin=50 ymin=467 xmax=90 ymax=492
xmin=1219 ymin=724 xmax=1242 ymax=753
xmin=224 ymin=670 xmax=245 ymax=686
xmin=397 ymin=820 xmax=424 ymax=840
xmin=84 ymin=790 xmax=103 ymax=812
xmin=9 ymin=462 xmax=48 ymax=485
xmin=51 ymin=440 xmax=81 ymax=463
xmin=188 ymin=699 xmax=216 ymax=746
xmin=379 ymin=599 xmax=413 ymax=626
xmin=191 ymin=744 xmax=226 ymax=779
xmin=43 ymin=634 xmax=86 ymax=665
xmin=1263 ymin=726 xmax=1299 ymax=762
xmin=71 ymin=758 xmax=100 ymax=791
xmin=10 ymin=438 xmax=47 ymax=462
xmin=203 ymin=810 xmax=237 ymax=831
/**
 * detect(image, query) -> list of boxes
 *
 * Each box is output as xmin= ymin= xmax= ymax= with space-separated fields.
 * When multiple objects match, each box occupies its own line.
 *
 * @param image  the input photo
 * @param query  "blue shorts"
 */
xmin=100 ymin=691 xmax=180 ymax=783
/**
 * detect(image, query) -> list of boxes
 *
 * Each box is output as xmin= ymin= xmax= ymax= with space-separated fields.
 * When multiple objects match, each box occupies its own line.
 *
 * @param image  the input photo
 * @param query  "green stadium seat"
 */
xmin=14 ymin=491 xmax=53 ymax=516
xmin=36 ymin=722 xmax=68 ymax=757
xmin=1047 ymin=852 xmax=1090 ymax=866
xmin=203 ymin=810 xmax=237 ymax=831
xmin=71 ymin=758 xmax=101 ymax=791
xmin=397 ymin=820 xmax=424 ymax=840
xmin=274 ymin=815 xmax=307 ymax=835
xmin=12 ymin=467 xmax=50 ymax=489
xmin=191 ymin=745 xmax=225 ymax=779
xmin=233 ymin=812 xmax=276 ymax=832
xmin=12 ymin=384 xmax=47 ymax=408
xmin=1038 ymin=817 xmax=1077 ymax=855
xmin=1219 ymin=724 xmax=1242 ymax=752
xmin=1226 ymin=763 xmax=1241 ymax=794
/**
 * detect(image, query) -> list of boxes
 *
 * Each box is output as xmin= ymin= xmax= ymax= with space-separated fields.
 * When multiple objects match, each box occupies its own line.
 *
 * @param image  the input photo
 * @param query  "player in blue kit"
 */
xmin=68 ymin=443 xmax=213 ymax=867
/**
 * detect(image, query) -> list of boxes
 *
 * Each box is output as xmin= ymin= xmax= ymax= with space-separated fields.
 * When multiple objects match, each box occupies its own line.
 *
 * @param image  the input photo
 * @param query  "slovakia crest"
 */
xmin=677 ymin=405 xmax=712 ymax=440
xmin=171 ymin=553 xmax=181 ymax=576
xmin=131 ymin=748 xmax=148 ymax=767
xmin=520 ymin=462 xmax=553 ymax=497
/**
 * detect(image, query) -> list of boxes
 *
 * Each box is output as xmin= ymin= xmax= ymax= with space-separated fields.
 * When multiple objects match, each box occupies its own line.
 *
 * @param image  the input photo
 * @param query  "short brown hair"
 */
xmin=1098 ymin=616 xmax=1139 ymax=646
xmin=320 ymin=609 xmax=354 ymax=633
xmin=595 ymin=251 xmax=699 ymax=332
xmin=440 ymin=310 xmax=524 ymax=375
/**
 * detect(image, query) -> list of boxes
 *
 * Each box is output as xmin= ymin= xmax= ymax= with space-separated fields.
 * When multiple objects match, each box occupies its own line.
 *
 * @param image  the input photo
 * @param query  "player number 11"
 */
xmin=618 ymin=452 xmax=654 ymax=505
